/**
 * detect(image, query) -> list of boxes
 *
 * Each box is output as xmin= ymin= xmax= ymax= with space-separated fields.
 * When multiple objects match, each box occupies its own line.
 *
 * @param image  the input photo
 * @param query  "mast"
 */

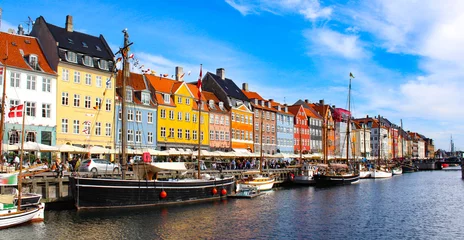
xmin=0 ymin=40 xmax=8 ymax=159
xmin=363 ymin=123 xmax=366 ymax=159
xmin=378 ymin=115 xmax=381 ymax=165
xmin=400 ymin=119 xmax=404 ymax=159
xmin=323 ymin=105 xmax=328 ymax=164
xmin=120 ymin=29 xmax=130 ymax=180
xmin=259 ymin=109 xmax=264 ymax=173
xmin=17 ymin=106 xmax=26 ymax=210
xmin=346 ymin=75 xmax=352 ymax=163
xmin=299 ymin=110 xmax=302 ymax=166
xmin=197 ymin=64 xmax=202 ymax=179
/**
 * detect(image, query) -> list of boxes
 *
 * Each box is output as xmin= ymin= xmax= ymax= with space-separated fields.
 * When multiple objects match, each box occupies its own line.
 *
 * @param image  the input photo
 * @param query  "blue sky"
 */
xmin=1 ymin=0 xmax=462 ymax=151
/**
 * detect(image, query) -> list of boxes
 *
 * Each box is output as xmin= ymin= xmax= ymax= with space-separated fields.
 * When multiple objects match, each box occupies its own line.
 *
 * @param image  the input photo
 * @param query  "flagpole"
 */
xmin=197 ymin=64 xmax=202 ymax=179
xmin=17 ymin=105 xmax=26 ymax=211
xmin=0 ymin=40 xmax=8 ymax=161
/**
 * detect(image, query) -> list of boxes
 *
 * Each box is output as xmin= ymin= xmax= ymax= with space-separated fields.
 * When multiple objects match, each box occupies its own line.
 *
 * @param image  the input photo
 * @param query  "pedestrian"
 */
xmin=13 ymin=155 xmax=20 ymax=170
xmin=52 ymin=157 xmax=63 ymax=178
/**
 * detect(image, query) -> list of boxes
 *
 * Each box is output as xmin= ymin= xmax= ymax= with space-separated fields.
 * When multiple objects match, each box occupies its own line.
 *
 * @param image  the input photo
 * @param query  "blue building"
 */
xmin=271 ymin=101 xmax=294 ymax=154
xmin=115 ymin=72 xmax=157 ymax=150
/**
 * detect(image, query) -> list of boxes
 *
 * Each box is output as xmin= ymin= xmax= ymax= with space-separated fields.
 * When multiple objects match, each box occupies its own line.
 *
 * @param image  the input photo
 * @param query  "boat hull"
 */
xmin=359 ymin=171 xmax=372 ymax=179
xmin=313 ymin=174 xmax=360 ymax=187
xmin=0 ymin=207 xmax=40 ymax=229
xmin=372 ymin=170 xmax=393 ymax=178
xmin=238 ymin=179 xmax=275 ymax=191
xmin=69 ymin=176 xmax=235 ymax=209
xmin=402 ymin=165 xmax=416 ymax=173
xmin=392 ymin=168 xmax=403 ymax=175
xmin=293 ymin=176 xmax=315 ymax=185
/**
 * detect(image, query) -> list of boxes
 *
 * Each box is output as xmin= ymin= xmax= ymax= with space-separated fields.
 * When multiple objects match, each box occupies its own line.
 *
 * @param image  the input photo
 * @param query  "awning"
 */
xmin=233 ymin=148 xmax=252 ymax=157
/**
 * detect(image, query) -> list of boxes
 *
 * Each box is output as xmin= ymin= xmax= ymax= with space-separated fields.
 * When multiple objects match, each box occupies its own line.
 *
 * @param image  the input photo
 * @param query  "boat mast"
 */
xmin=260 ymin=109 xmax=264 ymax=173
xmin=299 ymin=108 xmax=302 ymax=166
xmin=197 ymin=64 xmax=202 ymax=179
xmin=0 ymin=40 xmax=8 ymax=158
xmin=363 ymin=123 xmax=366 ymax=159
xmin=323 ymin=105 xmax=327 ymax=165
xmin=378 ymin=114 xmax=381 ymax=166
xmin=400 ymin=119 xmax=404 ymax=159
xmin=120 ymin=29 xmax=130 ymax=180
xmin=346 ymin=75 xmax=352 ymax=164
xmin=17 ymin=106 xmax=26 ymax=210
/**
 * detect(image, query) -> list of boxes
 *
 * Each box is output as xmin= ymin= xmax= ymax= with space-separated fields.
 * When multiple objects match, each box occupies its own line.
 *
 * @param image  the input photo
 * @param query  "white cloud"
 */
xmin=304 ymin=28 xmax=367 ymax=59
xmin=224 ymin=0 xmax=332 ymax=21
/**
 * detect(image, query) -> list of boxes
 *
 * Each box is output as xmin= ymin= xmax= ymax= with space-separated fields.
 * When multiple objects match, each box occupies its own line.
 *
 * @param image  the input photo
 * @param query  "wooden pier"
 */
xmin=0 ymin=168 xmax=295 ymax=204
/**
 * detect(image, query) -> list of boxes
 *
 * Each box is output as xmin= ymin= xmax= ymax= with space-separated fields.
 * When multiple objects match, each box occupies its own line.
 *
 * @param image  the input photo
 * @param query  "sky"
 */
xmin=0 ymin=0 xmax=462 ymax=151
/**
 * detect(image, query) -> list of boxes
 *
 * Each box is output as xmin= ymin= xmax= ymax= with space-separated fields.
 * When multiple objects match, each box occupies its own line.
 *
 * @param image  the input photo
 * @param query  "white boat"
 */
xmin=0 ymin=194 xmax=44 ymax=229
xmin=360 ymin=170 xmax=373 ymax=179
xmin=237 ymin=174 xmax=275 ymax=191
xmin=371 ymin=169 xmax=393 ymax=178
xmin=392 ymin=167 xmax=403 ymax=175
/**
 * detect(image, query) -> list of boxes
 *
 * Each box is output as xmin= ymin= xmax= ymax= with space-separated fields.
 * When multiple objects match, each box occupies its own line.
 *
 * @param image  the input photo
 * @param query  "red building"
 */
xmin=288 ymin=105 xmax=310 ymax=154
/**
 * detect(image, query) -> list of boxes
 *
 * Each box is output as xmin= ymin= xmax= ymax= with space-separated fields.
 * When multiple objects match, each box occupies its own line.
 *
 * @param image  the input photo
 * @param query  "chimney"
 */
xmin=17 ymin=24 xmax=24 ymax=35
xmin=267 ymin=101 xmax=271 ymax=108
xmin=319 ymin=99 xmax=324 ymax=105
xmin=216 ymin=68 xmax=225 ymax=80
xmin=269 ymin=99 xmax=274 ymax=102
xmin=66 ymin=15 xmax=73 ymax=32
xmin=242 ymin=83 xmax=248 ymax=91
xmin=175 ymin=66 xmax=184 ymax=81
xmin=305 ymin=99 xmax=309 ymax=104
xmin=366 ymin=115 xmax=369 ymax=118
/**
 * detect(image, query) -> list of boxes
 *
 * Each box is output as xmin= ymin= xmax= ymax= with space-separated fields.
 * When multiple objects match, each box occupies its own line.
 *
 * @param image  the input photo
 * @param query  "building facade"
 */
xmin=271 ymin=101 xmax=294 ymax=154
xmin=288 ymin=105 xmax=310 ymax=155
xmin=203 ymin=91 xmax=230 ymax=151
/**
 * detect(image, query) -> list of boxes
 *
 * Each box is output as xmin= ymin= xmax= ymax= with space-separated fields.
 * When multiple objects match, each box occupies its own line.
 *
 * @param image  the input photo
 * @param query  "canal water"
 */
xmin=3 ymin=168 xmax=464 ymax=240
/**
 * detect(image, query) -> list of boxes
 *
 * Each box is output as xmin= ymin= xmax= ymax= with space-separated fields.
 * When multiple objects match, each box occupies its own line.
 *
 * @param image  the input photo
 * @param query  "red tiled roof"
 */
xmin=242 ymin=90 xmax=264 ymax=101
xmin=0 ymin=32 xmax=55 ymax=75
xmin=116 ymin=71 xmax=146 ymax=90
xmin=270 ymin=100 xmax=293 ymax=115
xmin=202 ymin=91 xmax=228 ymax=113
xmin=145 ymin=74 xmax=178 ymax=94
xmin=288 ymin=105 xmax=304 ymax=116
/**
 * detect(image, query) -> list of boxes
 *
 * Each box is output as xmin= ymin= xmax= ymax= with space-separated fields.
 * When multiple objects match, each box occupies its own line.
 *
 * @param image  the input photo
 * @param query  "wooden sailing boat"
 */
xmin=69 ymin=30 xmax=235 ymax=209
xmin=237 ymin=108 xmax=275 ymax=191
xmin=313 ymin=73 xmax=360 ymax=186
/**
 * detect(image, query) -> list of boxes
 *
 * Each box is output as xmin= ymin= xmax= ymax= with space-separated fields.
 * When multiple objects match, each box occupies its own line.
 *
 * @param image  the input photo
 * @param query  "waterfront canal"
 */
xmin=3 ymin=168 xmax=464 ymax=240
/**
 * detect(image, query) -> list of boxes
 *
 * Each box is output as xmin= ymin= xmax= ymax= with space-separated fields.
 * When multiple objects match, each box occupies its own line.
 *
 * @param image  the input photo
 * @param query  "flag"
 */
xmin=163 ymin=74 xmax=169 ymax=77
xmin=180 ymin=73 xmax=185 ymax=78
xmin=8 ymin=104 xmax=23 ymax=118
xmin=82 ymin=129 xmax=89 ymax=134
xmin=188 ymin=71 xmax=191 ymax=76
xmin=106 ymin=79 xmax=111 ymax=86
xmin=0 ymin=66 xmax=3 ymax=75
xmin=83 ymin=120 xmax=91 ymax=125
xmin=129 ymin=53 xmax=134 ymax=59
xmin=350 ymin=72 xmax=355 ymax=78
xmin=197 ymin=64 xmax=202 ymax=99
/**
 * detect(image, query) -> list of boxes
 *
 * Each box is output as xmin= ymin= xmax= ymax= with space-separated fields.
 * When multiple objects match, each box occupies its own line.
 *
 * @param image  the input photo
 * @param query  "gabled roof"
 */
xmin=43 ymin=18 xmax=113 ymax=60
xmin=206 ymin=72 xmax=249 ymax=102
xmin=0 ymin=32 xmax=55 ymax=75
xmin=145 ymin=74 xmax=178 ymax=94
xmin=116 ymin=71 xmax=146 ymax=91
xmin=288 ymin=105 xmax=305 ymax=117
xmin=203 ymin=91 xmax=228 ymax=113
xmin=293 ymin=100 xmax=323 ymax=119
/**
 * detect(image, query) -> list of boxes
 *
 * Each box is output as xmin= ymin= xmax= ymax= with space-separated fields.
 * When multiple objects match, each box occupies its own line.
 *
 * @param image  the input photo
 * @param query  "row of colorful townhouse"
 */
xmin=0 ymin=15 xmax=434 ymax=159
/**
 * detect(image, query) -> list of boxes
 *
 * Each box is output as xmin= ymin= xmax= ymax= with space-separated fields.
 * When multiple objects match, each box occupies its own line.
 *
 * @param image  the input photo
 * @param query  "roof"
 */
xmin=116 ymin=71 xmax=146 ymax=90
xmin=0 ymin=32 xmax=55 ymax=75
xmin=206 ymin=72 xmax=249 ymax=102
xmin=242 ymin=90 xmax=264 ymax=101
xmin=293 ymin=100 xmax=323 ymax=119
xmin=287 ymin=105 xmax=305 ymax=116
xmin=270 ymin=101 xmax=293 ymax=115
xmin=44 ymin=19 xmax=113 ymax=60
xmin=202 ymin=91 xmax=228 ymax=113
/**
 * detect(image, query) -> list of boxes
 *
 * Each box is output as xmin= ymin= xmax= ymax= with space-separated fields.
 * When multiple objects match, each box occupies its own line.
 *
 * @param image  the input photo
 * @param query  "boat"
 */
xmin=237 ymin=172 xmax=275 ymax=191
xmin=293 ymin=163 xmax=317 ymax=185
xmin=392 ymin=167 xmax=403 ymax=175
xmin=69 ymin=31 xmax=235 ymax=209
xmin=228 ymin=186 xmax=265 ymax=199
xmin=372 ymin=168 xmax=393 ymax=178
xmin=313 ymin=73 xmax=360 ymax=186
xmin=371 ymin=115 xmax=392 ymax=179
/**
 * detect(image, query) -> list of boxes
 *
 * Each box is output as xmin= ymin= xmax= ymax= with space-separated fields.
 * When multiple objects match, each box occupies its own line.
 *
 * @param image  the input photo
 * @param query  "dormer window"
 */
xmin=66 ymin=51 xmax=77 ymax=63
xmin=29 ymin=54 xmax=38 ymax=70
xmin=219 ymin=102 xmax=224 ymax=110
xmin=82 ymin=42 xmax=88 ymax=48
xmin=126 ymin=89 xmax=132 ymax=102
xmin=96 ymin=45 xmax=102 ymax=51
xmin=98 ymin=59 xmax=108 ymax=70
xmin=163 ymin=94 xmax=170 ymax=103
xmin=83 ymin=56 xmax=93 ymax=67
xmin=141 ymin=92 xmax=150 ymax=105
xmin=209 ymin=100 xmax=215 ymax=109
xmin=68 ymin=38 xmax=74 ymax=44
xmin=277 ymin=105 xmax=281 ymax=111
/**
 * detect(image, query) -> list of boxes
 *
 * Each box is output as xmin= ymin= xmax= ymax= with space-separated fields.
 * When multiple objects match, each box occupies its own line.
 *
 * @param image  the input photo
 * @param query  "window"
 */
xmin=26 ymin=131 xmax=36 ymax=142
xmin=186 ymin=98 xmax=190 ymax=105
xmin=74 ymin=71 xmax=80 ymax=83
xmin=128 ymin=109 xmax=134 ymax=121
xmin=225 ymin=132 xmax=229 ymax=141
xmin=148 ymin=132 xmax=153 ymax=144
xmin=163 ymin=94 xmax=170 ymax=103
xmin=83 ymin=121 xmax=90 ymax=135
xmin=61 ymin=119 xmax=68 ymax=133
xmin=98 ymin=60 xmax=108 ymax=70
xmin=244 ymin=115 xmax=247 ymax=124
xmin=142 ymin=93 xmax=150 ymax=105
xmin=105 ymin=99 xmax=112 ymax=111
xmin=42 ymin=104 xmax=51 ymax=118
xmin=160 ymin=127 xmax=166 ymax=138
xmin=73 ymin=120 xmax=80 ymax=134
xmin=160 ymin=109 xmax=166 ymax=118
xmin=85 ymin=96 xmax=91 ymax=108
xmin=193 ymin=130 xmax=197 ymax=140
xmin=220 ymin=116 xmax=224 ymax=125
xmin=126 ymin=89 xmax=132 ymax=102
xmin=271 ymin=113 xmax=275 ymax=121
xmin=266 ymin=112 xmax=270 ymax=120
xmin=85 ymin=74 xmax=92 ymax=85
xmin=241 ymin=130 xmax=244 ymax=140
xmin=62 ymin=69 xmax=69 ymax=81
xmin=215 ymin=131 xmax=219 ymax=140
xmin=73 ymin=94 xmax=80 ymax=107
xmin=105 ymin=123 xmax=112 ymax=136
xmin=25 ymin=102 xmax=36 ymax=117
xmin=201 ymin=131 xmax=204 ymax=141
xmin=177 ymin=112 xmax=182 ymax=121
xmin=26 ymin=75 xmax=36 ymax=90
xmin=66 ymin=51 xmax=77 ymax=63
xmin=210 ymin=114 xmax=215 ymax=124
xmin=210 ymin=130 xmax=214 ymax=140
xmin=42 ymin=78 xmax=51 ymax=92
xmin=169 ymin=110 xmax=174 ymax=120
xmin=96 ymin=76 xmax=102 ymax=87
xmin=193 ymin=114 xmax=197 ymax=123
xmin=177 ymin=129 xmax=182 ymax=139
xmin=10 ymin=72 xmax=20 ymax=87
xmin=225 ymin=116 xmax=229 ymax=126
xmin=135 ymin=131 xmax=142 ymax=143
xmin=83 ymin=56 xmax=93 ymax=67
xmin=177 ymin=96 xmax=182 ymax=104
xmin=185 ymin=130 xmax=190 ymax=140
xmin=127 ymin=130 xmax=134 ymax=142
xmin=136 ymin=111 xmax=142 ymax=122
xmin=185 ymin=112 xmax=190 ymax=122
xmin=231 ymin=113 xmax=234 ymax=121
xmin=232 ymin=129 xmax=235 ymax=139
xmin=10 ymin=100 xmax=20 ymax=109
xmin=200 ymin=116 xmax=204 ymax=124
xmin=215 ymin=115 xmax=219 ymax=124
xmin=255 ymin=123 xmax=259 ymax=131
xmin=241 ymin=115 xmax=244 ymax=123
xmin=118 ymin=109 xmax=122 ymax=120
xmin=95 ymin=122 xmax=101 ymax=136
xmin=148 ymin=112 xmax=153 ymax=123
xmin=255 ymin=110 xmax=259 ymax=117
xmin=95 ymin=98 xmax=102 ymax=109
xmin=118 ymin=129 xmax=121 ymax=142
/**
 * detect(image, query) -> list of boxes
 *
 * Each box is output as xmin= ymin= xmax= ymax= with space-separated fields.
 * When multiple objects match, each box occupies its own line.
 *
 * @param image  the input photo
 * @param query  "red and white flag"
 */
xmin=197 ymin=64 xmax=202 ymax=99
xmin=8 ymin=105 xmax=23 ymax=118
xmin=0 ymin=66 xmax=4 ymax=75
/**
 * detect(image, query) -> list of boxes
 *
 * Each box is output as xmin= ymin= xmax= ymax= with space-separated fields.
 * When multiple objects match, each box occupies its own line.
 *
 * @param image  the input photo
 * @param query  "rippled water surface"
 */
xmin=3 ymin=169 xmax=464 ymax=240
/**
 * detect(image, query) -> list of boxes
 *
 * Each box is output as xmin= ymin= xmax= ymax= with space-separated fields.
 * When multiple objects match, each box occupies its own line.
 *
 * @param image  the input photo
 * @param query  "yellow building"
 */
xmin=146 ymin=71 xmax=209 ymax=151
xmin=31 ymin=15 xmax=115 ymax=150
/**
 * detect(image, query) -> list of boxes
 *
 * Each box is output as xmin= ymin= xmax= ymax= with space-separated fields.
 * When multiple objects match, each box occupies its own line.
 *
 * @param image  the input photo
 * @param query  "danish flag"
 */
xmin=0 ymin=66 xmax=3 ymax=75
xmin=8 ymin=105 xmax=23 ymax=118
